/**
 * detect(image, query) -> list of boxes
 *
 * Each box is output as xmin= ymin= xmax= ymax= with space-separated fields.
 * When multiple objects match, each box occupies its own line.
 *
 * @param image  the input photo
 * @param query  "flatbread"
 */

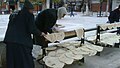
xmin=108 ymin=24 xmax=113 ymax=29
xmin=84 ymin=43 xmax=103 ymax=52
xmin=44 ymin=32 xmax=65 ymax=43
xmin=79 ymin=46 xmax=97 ymax=56
xmin=89 ymin=50 xmax=97 ymax=56
xmin=75 ymin=28 xmax=84 ymax=39
xmin=116 ymin=23 xmax=120 ymax=27
xmin=99 ymin=24 xmax=107 ymax=30
xmin=46 ymin=46 xmax=57 ymax=51
xmin=66 ymin=46 xmax=76 ymax=50
xmin=55 ymin=32 xmax=65 ymax=41
xmin=113 ymin=23 xmax=117 ymax=28
xmin=100 ymin=33 xmax=120 ymax=46
xmin=56 ymin=49 xmax=67 ymax=57
xmin=65 ymin=51 xmax=83 ymax=60
xmin=68 ymin=41 xmax=81 ymax=47
xmin=71 ymin=48 xmax=90 ymax=55
xmin=48 ymin=51 xmax=56 ymax=57
xmin=43 ymin=56 xmax=48 ymax=62
xmin=44 ymin=34 xmax=56 ymax=43
xmin=79 ymin=47 xmax=94 ymax=52
xmin=45 ymin=57 xmax=65 ymax=68
xmin=59 ymin=54 xmax=74 ymax=64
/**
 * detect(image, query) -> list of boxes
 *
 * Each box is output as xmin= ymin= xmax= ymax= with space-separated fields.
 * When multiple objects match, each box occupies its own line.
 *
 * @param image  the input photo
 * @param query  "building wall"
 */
xmin=91 ymin=2 xmax=107 ymax=12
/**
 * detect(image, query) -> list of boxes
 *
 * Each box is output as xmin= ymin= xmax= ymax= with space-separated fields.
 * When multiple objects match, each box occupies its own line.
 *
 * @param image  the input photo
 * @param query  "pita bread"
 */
xmin=56 ymin=49 xmax=67 ymax=57
xmin=87 ymin=33 xmax=119 ymax=45
xmin=43 ymin=56 xmax=48 ymax=62
xmin=113 ymin=23 xmax=117 ymax=28
xmin=55 ymin=32 xmax=65 ymax=41
xmin=108 ymin=24 xmax=113 ymax=29
xmin=66 ymin=46 xmax=76 ymax=50
xmin=45 ymin=57 xmax=65 ymax=68
xmin=101 ymin=38 xmax=119 ymax=46
xmin=65 ymin=51 xmax=83 ymax=60
xmin=88 ymin=50 xmax=97 ymax=56
xmin=46 ymin=46 xmax=57 ymax=51
xmin=44 ymin=32 xmax=65 ymax=43
xmin=48 ymin=51 xmax=56 ymax=57
xmin=100 ymin=25 xmax=107 ymax=30
xmin=79 ymin=46 xmax=97 ymax=56
xmin=75 ymin=28 xmax=84 ymax=39
xmin=71 ymin=48 xmax=90 ymax=55
xmin=79 ymin=47 xmax=94 ymax=52
xmin=84 ymin=43 xmax=103 ymax=52
xmin=100 ymin=33 xmax=120 ymax=46
xmin=44 ymin=34 xmax=56 ymax=43
xmin=58 ymin=54 xmax=74 ymax=64
xmin=116 ymin=23 xmax=120 ymax=27
xmin=68 ymin=41 xmax=81 ymax=47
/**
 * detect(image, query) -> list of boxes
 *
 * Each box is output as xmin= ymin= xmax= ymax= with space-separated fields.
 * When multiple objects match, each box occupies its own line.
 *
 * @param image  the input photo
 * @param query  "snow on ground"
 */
xmin=57 ymin=12 xmax=108 ymax=37
xmin=57 ymin=12 xmax=108 ymax=29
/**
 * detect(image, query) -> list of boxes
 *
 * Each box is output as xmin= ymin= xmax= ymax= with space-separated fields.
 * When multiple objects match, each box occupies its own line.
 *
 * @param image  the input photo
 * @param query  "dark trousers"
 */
xmin=70 ymin=11 xmax=74 ymax=17
xmin=6 ymin=43 xmax=34 ymax=68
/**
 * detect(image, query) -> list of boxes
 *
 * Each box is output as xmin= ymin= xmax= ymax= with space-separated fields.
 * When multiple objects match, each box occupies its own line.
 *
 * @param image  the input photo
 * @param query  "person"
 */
xmin=34 ymin=9 xmax=58 ymax=48
xmin=108 ymin=5 xmax=120 ymax=23
xmin=81 ymin=4 xmax=86 ymax=14
xmin=4 ymin=1 xmax=45 ymax=68
xmin=108 ymin=5 xmax=120 ymax=34
xmin=70 ymin=2 xmax=74 ymax=17
xmin=57 ymin=5 xmax=67 ymax=19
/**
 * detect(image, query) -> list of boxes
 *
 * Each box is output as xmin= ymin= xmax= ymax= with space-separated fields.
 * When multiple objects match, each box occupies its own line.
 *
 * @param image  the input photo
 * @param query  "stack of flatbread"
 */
xmin=99 ymin=23 xmax=120 ymax=30
xmin=43 ymin=41 xmax=103 ymax=68
xmin=87 ymin=33 xmax=120 ymax=46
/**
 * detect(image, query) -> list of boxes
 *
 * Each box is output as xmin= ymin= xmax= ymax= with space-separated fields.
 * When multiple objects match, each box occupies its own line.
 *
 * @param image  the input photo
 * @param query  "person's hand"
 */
xmin=42 ymin=33 xmax=48 ymax=41
xmin=41 ymin=32 xmax=46 ymax=36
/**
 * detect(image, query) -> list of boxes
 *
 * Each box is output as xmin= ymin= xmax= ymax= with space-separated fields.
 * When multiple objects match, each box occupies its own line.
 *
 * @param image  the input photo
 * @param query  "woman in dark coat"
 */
xmin=35 ymin=9 xmax=58 ymax=33
xmin=108 ymin=5 xmax=120 ymax=34
xmin=108 ymin=5 xmax=120 ymax=23
xmin=34 ymin=9 xmax=58 ymax=47
xmin=4 ymin=1 xmax=44 ymax=68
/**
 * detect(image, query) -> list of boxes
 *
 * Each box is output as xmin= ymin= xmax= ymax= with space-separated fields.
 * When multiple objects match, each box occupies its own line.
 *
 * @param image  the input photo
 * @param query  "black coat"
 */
xmin=34 ymin=9 xmax=57 ymax=47
xmin=108 ymin=8 xmax=120 ymax=23
xmin=35 ymin=9 xmax=58 ymax=33
xmin=4 ymin=7 xmax=41 ymax=47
